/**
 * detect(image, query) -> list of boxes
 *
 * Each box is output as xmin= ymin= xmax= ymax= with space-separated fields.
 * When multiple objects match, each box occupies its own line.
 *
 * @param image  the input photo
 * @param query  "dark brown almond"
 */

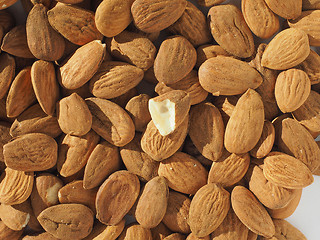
xmin=0 ymin=53 xmax=15 ymax=99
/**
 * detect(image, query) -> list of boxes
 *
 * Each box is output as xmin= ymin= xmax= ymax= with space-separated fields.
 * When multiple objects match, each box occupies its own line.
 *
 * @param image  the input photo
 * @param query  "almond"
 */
xmin=199 ymin=56 xmax=263 ymax=96
xmin=131 ymin=0 xmax=187 ymax=33
xmin=0 ymin=220 xmax=23 ymax=240
xmin=118 ymin=223 xmax=153 ymax=240
xmin=158 ymin=152 xmax=208 ymax=195
xmin=0 ymin=0 xmax=18 ymax=9
xmin=197 ymin=0 xmax=225 ymax=7
xmin=303 ymin=0 xmax=320 ymax=10
xmin=224 ymin=89 xmax=265 ymax=154
xmin=298 ymin=49 xmax=320 ymax=84
xmin=21 ymin=232 xmax=59 ymax=240
xmin=208 ymin=4 xmax=254 ymax=58
xmin=96 ymin=170 xmax=140 ymax=225
xmin=0 ymin=53 xmax=15 ymax=99
xmin=186 ymin=233 xmax=210 ymax=240
xmin=261 ymin=28 xmax=310 ymax=70
xmin=195 ymin=44 xmax=231 ymax=68
xmin=0 ymin=122 xmax=11 ymax=162
xmin=0 ymin=202 xmax=31 ymax=231
xmin=188 ymin=183 xmax=230 ymax=237
xmin=231 ymin=186 xmax=275 ymax=238
xmin=264 ymin=0 xmax=302 ymax=19
xmin=189 ymin=102 xmax=224 ymax=161
xmin=151 ymin=222 xmax=172 ymax=240
xmin=163 ymin=233 xmax=185 ymax=240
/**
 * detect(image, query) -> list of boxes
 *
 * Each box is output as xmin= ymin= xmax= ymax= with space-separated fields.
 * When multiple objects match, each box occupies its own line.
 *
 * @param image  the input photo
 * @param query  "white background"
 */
xmin=7 ymin=0 xmax=320 ymax=239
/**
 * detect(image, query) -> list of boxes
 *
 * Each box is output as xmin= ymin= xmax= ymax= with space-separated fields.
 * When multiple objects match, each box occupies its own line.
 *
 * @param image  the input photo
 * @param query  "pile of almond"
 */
xmin=0 ymin=0 xmax=319 ymax=239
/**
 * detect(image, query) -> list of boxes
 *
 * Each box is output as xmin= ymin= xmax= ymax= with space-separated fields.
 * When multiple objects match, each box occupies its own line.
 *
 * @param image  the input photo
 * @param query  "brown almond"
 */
xmin=231 ymin=186 xmax=275 ymax=238
xmin=188 ymin=183 xmax=230 ymax=237
xmin=0 ymin=168 xmax=34 ymax=205
xmin=47 ymin=4 xmax=102 ymax=45
xmin=298 ymin=49 xmax=320 ymax=84
xmin=37 ymin=203 xmax=94 ymax=240
xmin=151 ymin=222 xmax=172 ymax=240
xmin=224 ymin=89 xmax=265 ymax=154
xmin=21 ymin=232 xmax=59 ymax=240
xmin=261 ymin=28 xmax=310 ymax=70
xmin=242 ymin=0 xmax=279 ymax=39
xmin=0 ymin=122 xmax=11 ymax=162
xmin=26 ymin=4 xmax=65 ymax=61
xmin=154 ymin=35 xmax=197 ymax=85
xmin=131 ymin=0 xmax=187 ymax=33
xmin=118 ymin=223 xmax=152 ymax=240
xmin=208 ymin=4 xmax=254 ymax=58
xmin=136 ymin=176 xmax=169 ymax=228
xmin=197 ymin=0 xmax=225 ymax=7
xmin=84 ymin=140 xmax=120 ymax=189
xmin=158 ymin=152 xmax=208 ymax=195
xmin=57 ymin=130 xmax=100 ymax=177
xmin=85 ymin=97 xmax=135 ymax=147
xmin=95 ymin=0 xmax=134 ymax=37
xmin=213 ymin=96 xmax=238 ymax=125
xmin=0 ymin=53 xmax=15 ymax=99
xmin=195 ymin=44 xmax=231 ymax=68
xmin=303 ymin=0 xmax=320 ymax=10
xmin=247 ymin=231 xmax=258 ymax=240
xmin=265 ymin=0 xmax=302 ymax=19
xmin=186 ymin=233 xmax=210 ymax=240
xmin=96 ymin=170 xmax=140 ymax=225
xmin=263 ymin=152 xmax=314 ymax=189
xmin=199 ymin=56 xmax=263 ymax=96
xmin=10 ymin=104 xmax=62 ymax=138
xmin=0 ymin=10 xmax=15 ymax=31
xmin=59 ymin=40 xmax=106 ymax=90
xmin=83 ymin=220 xmax=125 ymax=240
xmin=3 ymin=133 xmax=58 ymax=172
xmin=163 ymin=233 xmax=185 ymax=240
xmin=275 ymin=68 xmax=311 ymax=113
xmin=0 ymin=220 xmax=23 ymax=240
xmin=163 ymin=191 xmax=191 ymax=234
xmin=89 ymin=61 xmax=144 ymax=99
xmin=167 ymin=1 xmax=211 ymax=47
xmin=0 ymin=202 xmax=31 ymax=231
xmin=189 ymin=102 xmax=224 ymax=161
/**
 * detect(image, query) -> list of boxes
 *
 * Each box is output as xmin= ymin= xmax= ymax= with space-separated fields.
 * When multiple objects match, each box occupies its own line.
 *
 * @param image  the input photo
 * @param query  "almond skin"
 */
xmin=261 ymin=28 xmax=310 ymax=70
xmin=224 ymin=89 xmax=265 ymax=154
xmin=0 ymin=53 xmax=15 ymax=100
xmin=154 ymin=35 xmax=197 ymax=85
xmin=158 ymin=152 xmax=208 ymax=195
xmin=0 ymin=202 xmax=32 ymax=231
xmin=118 ymin=223 xmax=153 ymax=240
xmin=188 ymin=183 xmax=230 ymax=237
xmin=195 ymin=44 xmax=231 ymax=68
xmin=208 ymin=4 xmax=254 ymax=58
xmin=264 ymin=0 xmax=302 ymax=19
xmin=0 ymin=220 xmax=23 ymax=240
xmin=199 ymin=56 xmax=263 ymax=96
xmin=298 ymin=49 xmax=320 ymax=84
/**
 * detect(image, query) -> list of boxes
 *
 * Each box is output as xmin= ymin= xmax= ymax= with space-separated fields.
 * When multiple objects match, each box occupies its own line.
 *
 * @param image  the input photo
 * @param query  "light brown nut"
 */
xmin=26 ymin=4 xmax=65 ymax=61
xmin=189 ymin=102 xmax=224 ymax=161
xmin=154 ymin=35 xmax=197 ymax=85
xmin=0 ymin=122 xmax=11 ymax=162
xmin=0 ymin=202 xmax=32 ymax=231
xmin=96 ymin=170 xmax=140 ymax=225
xmin=199 ymin=56 xmax=263 ymax=96
xmin=211 ymin=209 xmax=249 ymax=240
xmin=21 ymin=232 xmax=59 ymax=240
xmin=195 ymin=44 xmax=231 ymax=69
xmin=57 ymin=93 xmax=92 ymax=136
xmin=6 ymin=66 xmax=36 ymax=118
xmin=208 ymin=4 xmax=254 ymax=58
xmin=95 ymin=0 xmax=134 ymax=38
xmin=108 ymin=30 xmax=157 ymax=71
xmin=293 ymin=90 xmax=320 ymax=133
xmin=246 ymin=164 xmax=297 ymax=210
xmin=263 ymin=152 xmax=314 ymax=189
xmin=0 ymin=168 xmax=33 ymax=205
xmin=82 ymin=220 xmax=125 ymax=240
xmin=268 ymin=189 xmax=302 ymax=219
xmin=208 ymin=150 xmax=250 ymax=187
xmin=30 ymin=173 xmax=63 ymax=217
xmin=57 ymin=130 xmax=100 ymax=177
xmin=213 ymin=96 xmax=238 ymax=125
xmin=37 ymin=203 xmax=94 ymax=240
xmin=298 ymin=49 xmax=320 ymax=84
xmin=250 ymin=121 xmax=275 ymax=159
xmin=231 ymin=186 xmax=275 ymax=238
xmin=131 ymin=0 xmax=187 ymax=33
xmin=3 ymin=133 xmax=57 ymax=172
xmin=120 ymin=133 xmax=159 ymax=182
xmin=0 ymin=220 xmax=23 ymax=240
xmin=277 ymin=118 xmax=320 ymax=172
xmin=265 ymin=0 xmax=302 ymax=19
xmin=242 ymin=0 xmax=279 ymax=39
xmin=31 ymin=60 xmax=59 ymax=116
xmin=58 ymin=40 xmax=106 ymax=90
xmin=167 ymin=1 xmax=211 ymax=47
xmin=141 ymin=117 xmax=188 ymax=161
xmin=261 ymin=28 xmax=310 ymax=70
xmin=10 ymin=104 xmax=62 ymax=138
xmin=89 ymin=61 xmax=144 ymax=99
xmin=186 ymin=233 xmax=209 ymax=240
xmin=151 ymin=222 xmax=172 ymax=240
xmin=84 ymin=140 xmax=120 ymax=189
xmin=85 ymin=97 xmax=135 ymax=147
xmin=158 ymin=152 xmax=208 ymax=195
xmin=118 ymin=223 xmax=153 ymax=240
xmin=155 ymin=71 xmax=208 ymax=105
xmin=1 ymin=25 xmax=34 ymax=58
xmin=58 ymin=180 xmax=97 ymax=213
xmin=0 ymin=53 xmax=15 ymax=99
xmin=303 ymin=0 xmax=320 ymax=10
xmin=275 ymin=69 xmax=311 ymax=113
xmin=47 ymin=4 xmax=103 ymax=45
xmin=188 ymin=183 xmax=230 ymax=238
xmin=136 ymin=176 xmax=169 ymax=228
xmin=224 ymin=89 xmax=265 ymax=154
xmin=197 ymin=0 xmax=225 ymax=7
xmin=163 ymin=191 xmax=191 ymax=234
xmin=163 ymin=233 xmax=185 ymax=240
xmin=247 ymin=231 xmax=258 ymax=240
